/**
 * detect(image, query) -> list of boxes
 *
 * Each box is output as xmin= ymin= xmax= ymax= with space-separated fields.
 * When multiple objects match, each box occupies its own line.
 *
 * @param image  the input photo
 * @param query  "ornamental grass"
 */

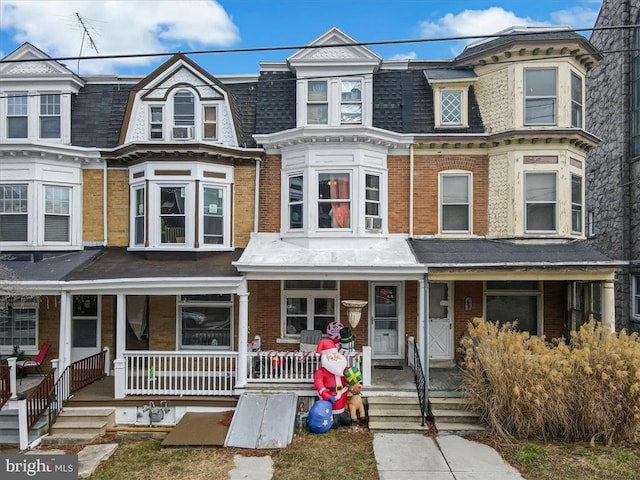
xmin=460 ymin=319 xmax=640 ymax=443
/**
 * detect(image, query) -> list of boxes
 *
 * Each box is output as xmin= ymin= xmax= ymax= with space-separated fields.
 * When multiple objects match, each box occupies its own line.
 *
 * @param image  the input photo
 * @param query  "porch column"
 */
xmin=115 ymin=293 xmax=126 ymax=359
xmin=236 ymin=282 xmax=249 ymax=389
xmin=418 ymin=277 xmax=427 ymax=370
xmin=58 ymin=291 xmax=72 ymax=371
xmin=602 ymin=280 xmax=616 ymax=334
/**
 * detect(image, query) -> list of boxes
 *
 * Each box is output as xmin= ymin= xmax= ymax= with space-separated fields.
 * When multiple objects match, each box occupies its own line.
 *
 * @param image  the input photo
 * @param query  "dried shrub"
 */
xmin=460 ymin=319 xmax=640 ymax=443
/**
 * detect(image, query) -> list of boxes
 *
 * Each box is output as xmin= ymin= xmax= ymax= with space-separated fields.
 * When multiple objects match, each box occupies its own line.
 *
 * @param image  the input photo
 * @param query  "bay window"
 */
xmin=203 ymin=186 xmax=224 ymax=244
xmin=179 ymin=294 xmax=232 ymax=349
xmin=318 ymin=172 xmax=350 ymax=229
xmin=365 ymin=173 xmax=381 ymax=231
xmin=44 ymin=185 xmax=70 ymax=242
xmin=0 ymin=185 xmax=28 ymax=242
xmin=283 ymin=280 xmax=338 ymax=337
xmin=525 ymin=172 xmax=556 ymax=232
xmin=524 ymin=68 xmax=557 ymax=125
xmin=7 ymin=92 xmax=28 ymax=139
xmin=288 ymin=175 xmax=304 ymax=230
xmin=134 ymin=187 xmax=145 ymax=246
xmin=0 ymin=298 xmax=37 ymax=349
xmin=571 ymin=175 xmax=583 ymax=234
xmin=40 ymin=94 xmax=61 ymax=138
xmin=571 ymin=72 xmax=583 ymax=128
xmin=440 ymin=173 xmax=471 ymax=233
xmin=160 ymin=186 xmax=186 ymax=244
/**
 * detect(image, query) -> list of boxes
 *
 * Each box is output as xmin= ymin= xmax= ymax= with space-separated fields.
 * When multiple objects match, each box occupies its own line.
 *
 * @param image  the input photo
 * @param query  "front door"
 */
xmin=71 ymin=295 xmax=101 ymax=362
xmin=370 ymin=283 xmax=403 ymax=359
xmin=429 ymin=282 xmax=453 ymax=360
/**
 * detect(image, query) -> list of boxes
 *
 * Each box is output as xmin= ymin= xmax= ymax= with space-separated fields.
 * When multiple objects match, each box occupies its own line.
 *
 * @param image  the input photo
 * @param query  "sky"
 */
xmin=0 ymin=0 xmax=603 ymax=76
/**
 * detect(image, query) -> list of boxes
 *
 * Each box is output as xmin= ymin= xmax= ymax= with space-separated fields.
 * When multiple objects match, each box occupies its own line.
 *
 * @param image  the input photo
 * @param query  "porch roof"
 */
xmin=409 ymin=238 xmax=620 ymax=269
xmin=0 ymin=249 xmax=103 ymax=282
xmin=234 ymin=233 xmax=424 ymax=280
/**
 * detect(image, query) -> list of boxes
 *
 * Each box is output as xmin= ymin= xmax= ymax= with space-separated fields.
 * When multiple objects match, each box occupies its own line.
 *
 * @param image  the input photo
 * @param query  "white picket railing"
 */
xmin=246 ymin=351 xmax=363 ymax=383
xmin=123 ymin=351 xmax=237 ymax=396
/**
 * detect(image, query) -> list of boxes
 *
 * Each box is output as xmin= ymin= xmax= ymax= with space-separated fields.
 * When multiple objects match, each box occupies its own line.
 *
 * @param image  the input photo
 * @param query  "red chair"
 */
xmin=16 ymin=343 xmax=50 ymax=383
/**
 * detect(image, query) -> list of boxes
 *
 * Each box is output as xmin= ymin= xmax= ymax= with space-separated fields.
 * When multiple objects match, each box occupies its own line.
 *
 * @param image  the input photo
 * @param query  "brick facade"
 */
xmin=233 ymin=162 xmax=257 ymax=247
xmin=258 ymin=155 xmax=282 ymax=233
xmin=106 ymin=169 xmax=130 ymax=247
xmin=82 ymin=169 xmax=105 ymax=243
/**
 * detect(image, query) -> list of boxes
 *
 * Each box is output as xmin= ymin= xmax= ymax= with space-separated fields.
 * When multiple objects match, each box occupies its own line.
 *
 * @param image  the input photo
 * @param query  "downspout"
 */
xmin=103 ymin=160 xmax=108 ymax=246
xmin=254 ymin=158 xmax=261 ymax=233
xmin=409 ymin=144 xmax=415 ymax=238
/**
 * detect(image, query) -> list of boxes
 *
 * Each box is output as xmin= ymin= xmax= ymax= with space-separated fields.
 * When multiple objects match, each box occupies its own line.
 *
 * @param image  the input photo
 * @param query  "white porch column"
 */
xmin=58 ymin=291 xmax=72 ymax=371
xmin=235 ymin=281 xmax=249 ymax=388
xmin=602 ymin=280 xmax=616 ymax=334
xmin=418 ymin=277 xmax=427 ymax=370
xmin=7 ymin=357 xmax=17 ymax=399
xmin=114 ymin=293 xmax=127 ymax=398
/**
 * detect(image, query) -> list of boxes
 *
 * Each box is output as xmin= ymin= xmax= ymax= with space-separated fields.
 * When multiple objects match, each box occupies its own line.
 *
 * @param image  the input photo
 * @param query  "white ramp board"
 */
xmin=224 ymin=393 xmax=298 ymax=449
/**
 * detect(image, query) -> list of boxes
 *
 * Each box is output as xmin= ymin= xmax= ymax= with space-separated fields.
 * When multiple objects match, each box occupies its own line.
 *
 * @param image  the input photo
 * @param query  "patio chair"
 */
xmin=299 ymin=330 xmax=322 ymax=353
xmin=16 ymin=342 xmax=50 ymax=384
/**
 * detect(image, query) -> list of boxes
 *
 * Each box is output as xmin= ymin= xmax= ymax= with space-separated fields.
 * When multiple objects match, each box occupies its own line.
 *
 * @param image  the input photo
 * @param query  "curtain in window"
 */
xmin=126 ymin=296 xmax=148 ymax=341
xmin=329 ymin=174 xmax=350 ymax=228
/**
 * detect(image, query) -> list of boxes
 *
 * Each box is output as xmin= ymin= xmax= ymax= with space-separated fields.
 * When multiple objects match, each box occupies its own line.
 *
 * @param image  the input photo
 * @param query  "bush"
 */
xmin=460 ymin=319 xmax=640 ymax=443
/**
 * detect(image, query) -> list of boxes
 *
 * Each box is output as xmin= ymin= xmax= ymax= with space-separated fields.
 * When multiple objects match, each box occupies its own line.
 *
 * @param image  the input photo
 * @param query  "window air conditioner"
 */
xmin=172 ymin=126 xmax=194 ymax=140
xmin=366 ymin=217 xmax=382 ymax=231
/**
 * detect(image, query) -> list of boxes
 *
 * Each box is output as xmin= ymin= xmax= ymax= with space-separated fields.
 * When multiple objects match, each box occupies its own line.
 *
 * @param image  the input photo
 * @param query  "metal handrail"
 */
xmin=409 ymin=338 xmax=428 ymax=426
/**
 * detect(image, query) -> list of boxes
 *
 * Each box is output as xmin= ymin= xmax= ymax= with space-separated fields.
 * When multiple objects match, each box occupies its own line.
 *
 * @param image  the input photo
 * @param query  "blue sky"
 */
xmin=0 ymin=0 xmax=602 ymax=76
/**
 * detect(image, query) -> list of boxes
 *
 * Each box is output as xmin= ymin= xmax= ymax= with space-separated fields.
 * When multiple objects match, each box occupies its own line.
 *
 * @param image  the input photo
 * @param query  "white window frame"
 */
xmin=0 ymin=184 xmax=29 ymax=243
xmin=632 ymin=275 xmax=640 ymax=322
xmin=7 ymin=92 xmax=28 ymax=139
xmin=340 ymin=79 xmax=362 ymax=125
xmin=432 ymin=84 xmax=472 ymax=129
xmin=524 ymin=68 xmax=557 ymax=126
xmin=177 ymin=294 xmax=234 ymax=350
xmin=302 ymin=77 xmax=367 ymax=127
xmin=39 ymin=93 xmax=61 ymax=139
xmin=439 ymin=172 xmax=472 ymax=234
xmin=484 ymin=281 xmax=542 ymax=336
xmin=287 ymin=173 xmax=304 ymax=231
xmin=364 ymin=172 xmax=382 ymax=232
xmin=43 ymin=184 xmax=71 ymax=244
xmin=307 ymin=80 xmax=329 ymax=125
xmin=0 ymin=298 xmax=38 ymax=352
xmin=570 ymin=71 xmax=583 ymax=128
xmin=281 ymin=281 xmax=339 ymax=339
xmin=524 ymin=172 xmax=557 ymax=233
xmin=317 ymin=171 xmax=352 ymax=230
xmin=200 ymin=183 xmax=230 ymax=246
xmin=571 ymin=174 xmax=583 ymax=235
xmin=149 ymin=105 xmax=164 ymax=140
xmin=203 ymin=105 xmax=218 ymax=140
xmin=133 ymin=187 xmax=145 ymax=246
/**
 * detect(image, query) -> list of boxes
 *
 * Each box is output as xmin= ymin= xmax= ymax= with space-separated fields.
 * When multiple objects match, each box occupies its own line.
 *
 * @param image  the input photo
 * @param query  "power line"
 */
xmin=1 ymin=24 xmax=638 ymax=65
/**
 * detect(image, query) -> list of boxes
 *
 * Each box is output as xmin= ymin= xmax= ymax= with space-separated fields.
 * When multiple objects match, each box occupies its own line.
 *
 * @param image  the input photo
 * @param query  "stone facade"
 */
xmin=586 ymin=0 xmax=640 ymax=330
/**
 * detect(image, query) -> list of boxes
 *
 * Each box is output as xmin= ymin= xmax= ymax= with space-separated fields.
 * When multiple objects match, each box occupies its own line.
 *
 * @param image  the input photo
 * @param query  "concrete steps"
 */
xmin=366 ymin=396 xmax=430 ymax=433
xmin=41 ymin=408 xmax=115 ymax=446
xmin=430 ymin=396 xmax=485 ymax=435
xmin=0 ymin=408 xmax=49 ymax=445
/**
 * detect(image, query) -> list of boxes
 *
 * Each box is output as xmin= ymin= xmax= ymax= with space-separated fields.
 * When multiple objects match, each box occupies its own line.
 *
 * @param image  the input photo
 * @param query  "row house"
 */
xmin=0 ymin=27 xmax=619 ymax=409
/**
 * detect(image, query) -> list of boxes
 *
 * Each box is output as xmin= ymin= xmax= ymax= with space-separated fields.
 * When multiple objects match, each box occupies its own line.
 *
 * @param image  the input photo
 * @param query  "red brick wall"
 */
xmin=404 ymin=281 xmax=418 ymax=344
xmin=37 ymin=296 xmax=60 ymax=372
xmin=388 ymin=155 xmax=410 ymax=233
xmin=258 ymin=155 xmax=282 ymax=233
xmin=452 ymin=281 xmax=484 ymax=356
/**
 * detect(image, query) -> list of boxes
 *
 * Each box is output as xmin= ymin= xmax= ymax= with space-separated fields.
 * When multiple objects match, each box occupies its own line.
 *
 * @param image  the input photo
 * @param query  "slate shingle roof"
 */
xmin=227 ymin=82 xmax=258 ymax=148
xmin=255 ymin=71 xmax=297 ymax=134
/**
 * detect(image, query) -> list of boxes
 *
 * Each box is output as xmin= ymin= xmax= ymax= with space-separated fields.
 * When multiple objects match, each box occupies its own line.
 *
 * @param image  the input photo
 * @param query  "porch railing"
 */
xmin=246 ymin=351 xmax=362 ymax=383
xmin=123 ymin=351 xmax=237 ymax=396
xmin=408 ymin=336 xmax=428 ymax=426
xmin=0 ymin=365 xmax=11 ymax=410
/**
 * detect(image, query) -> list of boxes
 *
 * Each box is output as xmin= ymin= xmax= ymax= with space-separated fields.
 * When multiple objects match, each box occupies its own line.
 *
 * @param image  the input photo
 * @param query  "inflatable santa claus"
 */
xmin=313 ymin=338 xmax=352 ymax=428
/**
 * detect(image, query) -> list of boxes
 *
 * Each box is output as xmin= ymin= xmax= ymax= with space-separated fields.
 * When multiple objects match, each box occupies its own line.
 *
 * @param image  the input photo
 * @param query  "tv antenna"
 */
xmin=75 ymin=12 xmax=99 ymax=74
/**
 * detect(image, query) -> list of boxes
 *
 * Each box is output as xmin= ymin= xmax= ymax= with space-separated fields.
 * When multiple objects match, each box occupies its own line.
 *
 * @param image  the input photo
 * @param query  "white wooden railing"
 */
xmin=119 ymin=351 xmax=237 ymax=397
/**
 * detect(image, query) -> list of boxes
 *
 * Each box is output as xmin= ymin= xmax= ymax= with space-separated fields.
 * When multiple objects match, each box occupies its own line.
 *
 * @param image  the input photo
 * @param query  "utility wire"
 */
xmin=1 ymin=24 xmax=638 ymax=65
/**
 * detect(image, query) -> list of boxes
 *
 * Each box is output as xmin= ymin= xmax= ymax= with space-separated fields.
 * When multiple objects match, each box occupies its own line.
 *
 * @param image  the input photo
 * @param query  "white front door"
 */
xmin=70 ymin=295 xmax=101 ymax=363
xmin=428 ymin=282 xmax=453 ymax=360
xmin=370 ymin=283 xmax=403 ymax=359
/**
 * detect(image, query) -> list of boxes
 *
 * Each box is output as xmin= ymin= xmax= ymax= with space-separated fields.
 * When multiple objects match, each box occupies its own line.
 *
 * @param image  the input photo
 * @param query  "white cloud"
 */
xmin=389 ymin=51 xmax=417 ymax=60
xmin=550 ymin=7 xmax=599 ymax=28
xmin=0 ymin=0 xmax=239 ymax=74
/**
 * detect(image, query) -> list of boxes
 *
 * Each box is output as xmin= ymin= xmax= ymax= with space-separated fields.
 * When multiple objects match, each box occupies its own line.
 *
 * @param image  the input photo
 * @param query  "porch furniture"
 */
xmin=299 ymin=329 xmax=322 ymax=352
xmin=16 ymin=343 xmax=50 ymax=384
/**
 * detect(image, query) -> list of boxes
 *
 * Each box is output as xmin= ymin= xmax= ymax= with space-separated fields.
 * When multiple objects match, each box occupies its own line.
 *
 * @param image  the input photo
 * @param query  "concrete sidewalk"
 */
xmin=373 ymin=433 xmax=523 ymax=479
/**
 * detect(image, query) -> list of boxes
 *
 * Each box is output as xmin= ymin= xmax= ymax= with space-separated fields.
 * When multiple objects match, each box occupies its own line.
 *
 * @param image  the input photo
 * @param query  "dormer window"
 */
xmin=440 ymin=91 xmax=463 ymax=126
xmin=307 ymin=81 xmax=328 ymax=125
xmin=39 ymin=94 xmax=60 ymax=138
xmin=150 ymin=107 xmax=163 ymax=139
xmin=301 ymin=77 xmax=368 ymax=127
xmin=203 ymin=106 xmax=217 ymax=140
xmin=341 ymin=80 xmax=362 ymax=124
xmin=7 ymin=93 xmax=28 ymax=139
xmin=172 ymin=89 xmax=195 ymax=139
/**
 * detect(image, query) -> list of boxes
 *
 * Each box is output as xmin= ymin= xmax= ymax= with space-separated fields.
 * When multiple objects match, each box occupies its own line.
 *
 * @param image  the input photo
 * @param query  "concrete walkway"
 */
xmin=374 ymin=433 xmax=523 ymax=479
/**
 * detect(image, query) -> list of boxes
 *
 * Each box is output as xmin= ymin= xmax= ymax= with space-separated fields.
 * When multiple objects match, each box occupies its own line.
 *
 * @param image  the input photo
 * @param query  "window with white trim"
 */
xmin=571 ymin=174 xmax=583 ymax=234
xmin=524 ymin=68 xmax=557 ymax=125
xmin=172 ymin=89 xmax=195 ymax=139
xmin=633 ymin=275 xmax=640 ymax=321
xmin=365 ymin=173 xmax=382 ymax=231
xmin=307 ymin=80 xmax=328 ymax=125
xmin=39 ymin=94 xmax=60 ymax=138
xmin=150 ymin=106 xmax=163 ymax=139
xmin=440 ymin=173 xmax=471 ymax=233
xmin=340 ymin=80 xmax=362 ymax=124
xmin=288 ymin=174 xmax=304 ymax=230
xmin=160 ymin=186 xmax=186 ymax=245
xmin=134 ymin=187 xmax=145 ymax=246
xmin=203 ymin=106 xmax=217 ymax=139
xmin=72 ymin=295 xmax=98 ymax=348
xmin=485 ymin=281 xmax=541 ymax=335
xmin=7 ymin=92 xmax=28 ymax=139
xmin=283 ymin=280 xmax=338 ymax=337
xmin=179 ymin=294 xmax=232 ymax=349
xmin=525 ymin=172 xmax=556 ymax=232
xmin=0 ymin=298 xmax=37 ymax=349
xmin=0 ymin=185 xmax=28 ymax=242
xmin=44 ymin=185 xmax=70 ymax=242
xmin=570 ymin=72 xmax=583 ymax=128
xmin=440 ymin=90 xmax=463 ymax=126
xmin=202 ymin=186 xmax=224 ymax=244
xmin=318 ymin=172 xmax=350 ymax=229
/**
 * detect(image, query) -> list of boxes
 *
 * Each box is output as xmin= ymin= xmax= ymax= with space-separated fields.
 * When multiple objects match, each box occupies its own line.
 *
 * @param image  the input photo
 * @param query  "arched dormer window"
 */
xmin=172 ymin=89 xmax=195 ymax=139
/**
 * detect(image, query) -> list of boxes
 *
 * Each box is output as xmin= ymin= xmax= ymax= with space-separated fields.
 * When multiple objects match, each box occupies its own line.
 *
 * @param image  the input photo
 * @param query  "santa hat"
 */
xmin=316 ymin=338 xmax=338 ymax=355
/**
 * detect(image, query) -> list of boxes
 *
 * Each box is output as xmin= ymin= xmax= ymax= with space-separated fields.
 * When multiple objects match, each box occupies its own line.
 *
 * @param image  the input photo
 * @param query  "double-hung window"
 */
xmin=0 ymin=185 xmax=28 ymax=242
xmin=633 ymin=275 xmax=640 ymax=321
xmin=150 ymin=106 xmax=163 ymax=139
xmin=440 ymin=173 xmax=471 ymax=233
xmin=0 ymin=298 xmax=37 ymax=349
xmin=40 ymin=94 xmax=60 ymax=138
xmin=365 ymin=173 xmax=382 ymax=231
xmin=571 ymin=175 xmax=583 ymax=234
xmin=524 ymin=68 xmax=557 ymax=125
xmin=307 ymin=81 xmax=328 ymax=125
xmin=202 ymin=186 xmax=224 ymax=244
xmin=318 ymin=172 xmax=350 ymax=229
xmin=179 ymin=294 xmax=232 ymax=349
xmin=134 ymin=187 xmax=145 ymax=246
xmin=288 ymin=174 xmax=304 ymax=230
xmin=44 ymin=185 xmax=70 ymax=242
xmin=203 ymin=106 xmax=217 ymax=139
xmin=525 ymin=172 xmax=556 ymax=232
xmin=283 ymin=280 xmax=338 ymax=337
xmin=341 ymin=80 xmax=362 ymax=124
xmin=172 ymin=89 xmax=195 ymax=139
xmin=160 ymin=186 xmax=186 ymax=244
xmin=571 ymin=72 xmax=583 ymax=128
xmin=7 ymin=93 xmax=28 ymax=139
xmin=440 ymin=90 xmax=463 ymax=126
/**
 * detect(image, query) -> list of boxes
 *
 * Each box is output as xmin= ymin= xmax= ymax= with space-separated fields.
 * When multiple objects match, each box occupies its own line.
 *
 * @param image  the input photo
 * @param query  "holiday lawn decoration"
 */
xmin=313 ymin=339 xmax=352 ymax=428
